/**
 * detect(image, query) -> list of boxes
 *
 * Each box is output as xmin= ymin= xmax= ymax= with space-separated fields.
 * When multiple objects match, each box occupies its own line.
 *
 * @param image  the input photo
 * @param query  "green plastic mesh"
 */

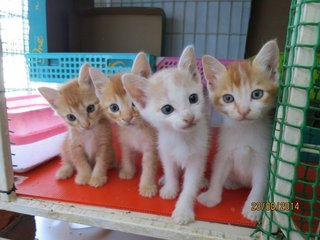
xmin=254 ymin=0 xmax=320 ymax=239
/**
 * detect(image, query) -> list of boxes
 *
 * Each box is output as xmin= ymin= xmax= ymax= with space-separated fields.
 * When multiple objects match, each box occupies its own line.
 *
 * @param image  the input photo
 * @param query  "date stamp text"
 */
xmin=251 ymin=202 xmax=300 ymax=211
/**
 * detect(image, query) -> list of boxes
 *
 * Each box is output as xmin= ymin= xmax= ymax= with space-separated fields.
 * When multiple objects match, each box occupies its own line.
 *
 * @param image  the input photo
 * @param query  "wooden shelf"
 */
xmin=0 ymin=196 xmax=254 ymax=240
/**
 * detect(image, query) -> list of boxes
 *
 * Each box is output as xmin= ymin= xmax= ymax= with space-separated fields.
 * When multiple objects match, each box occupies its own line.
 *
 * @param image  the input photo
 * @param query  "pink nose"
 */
xmin=122 ymin=115 xmax=133 ymax=123
xmin=183 ymin=113 xmax=195 ymax=124
xmin=238 ymin=109 xmax=251 ymax=117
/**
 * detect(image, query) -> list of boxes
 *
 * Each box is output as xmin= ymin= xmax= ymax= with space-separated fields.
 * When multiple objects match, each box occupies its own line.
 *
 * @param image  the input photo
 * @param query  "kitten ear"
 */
xmin=202 ymin=55 xmax=226 ymax=88
xmin=89 ymin=67 xmax=108 ymax=96
xmin=78 ymin=63 xmax=93 ymax=89
xmin=131 ymin=52 xmax=152 ymax=78
xmin=122 ymin=73 xmax=148 ymax=109
xmin=38 ymin=87 xmax=59 ymax=110
xmin=253 ymin=39 xmax=279 ymax=82
xmin=178 ymin=45 xmax=199 ymax=81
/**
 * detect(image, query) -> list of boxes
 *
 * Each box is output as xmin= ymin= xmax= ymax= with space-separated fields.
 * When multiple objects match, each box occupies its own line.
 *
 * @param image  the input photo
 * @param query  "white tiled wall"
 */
xmin=94 ymin=0 xmax=252 ymax=58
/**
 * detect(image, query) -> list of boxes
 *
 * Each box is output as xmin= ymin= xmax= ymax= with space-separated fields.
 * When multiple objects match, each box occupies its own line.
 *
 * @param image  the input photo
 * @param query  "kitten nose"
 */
xmin=183 ymin=113 xmax=195 ymax=124
xmin=122 ymin=115 xmax=133 ymax=123
xmin=238 ymin=109 xmax=251 ymax=117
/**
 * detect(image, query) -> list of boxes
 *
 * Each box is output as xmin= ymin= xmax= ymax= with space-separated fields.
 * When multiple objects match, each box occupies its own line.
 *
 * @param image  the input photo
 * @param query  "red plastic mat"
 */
xmin=15 ymin=131 xmax=256 ymax=228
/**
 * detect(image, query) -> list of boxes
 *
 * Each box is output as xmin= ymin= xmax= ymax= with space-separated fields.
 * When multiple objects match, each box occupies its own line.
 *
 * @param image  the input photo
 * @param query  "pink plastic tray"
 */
xmin=7 ymin=95 xmax=67 ymax=145
xmin=6 ymin=95 xmax=68 ymax=172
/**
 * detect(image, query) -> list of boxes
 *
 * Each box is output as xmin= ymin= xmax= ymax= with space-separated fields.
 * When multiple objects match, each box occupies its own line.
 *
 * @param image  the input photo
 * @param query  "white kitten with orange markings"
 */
xmin=38 ymin=64 xmax=114 ymax=188
xmin=122 ymin=46 xmax=210 ymax=224
xmin=197 ymin=40 xmax=279 ymax=221
xmin=89 ymin=54 xmax=158 ymax=198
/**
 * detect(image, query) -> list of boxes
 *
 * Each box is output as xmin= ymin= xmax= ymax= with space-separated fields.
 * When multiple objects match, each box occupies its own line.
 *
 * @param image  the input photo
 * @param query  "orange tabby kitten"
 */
xmin=38 ymin=64 xmax=114 ymax=188
xmin=198 ymin=40 xmax=279 ymax=221
xmin=89 ymin=54 xmax=158 ymax=197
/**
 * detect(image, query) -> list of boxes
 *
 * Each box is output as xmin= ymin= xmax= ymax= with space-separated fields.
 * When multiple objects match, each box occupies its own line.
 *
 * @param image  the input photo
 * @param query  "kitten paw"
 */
xmin=55 ymin=165 xmax=73 ymax=180
xmin=242 ymin=200 xmax=261 ymax=221
xmin=89 ymin=175 xmax=107 ymax=188
xmin=119 ymin=168 xmax=136 ymax=179
xmin=172 ymin=207 xmax=195 ymax=225
xmin=139 ymin=183 xmax=158 ymax=198
xmin=160 ymin=185 xmax=178 ymax=199
xmin=197 ymin=191 xmax=221 ymax=207
xmin=242 ymin=205 xmax=261 ymax=222
xmin=75 ymin=172 xmax=91 ymax=185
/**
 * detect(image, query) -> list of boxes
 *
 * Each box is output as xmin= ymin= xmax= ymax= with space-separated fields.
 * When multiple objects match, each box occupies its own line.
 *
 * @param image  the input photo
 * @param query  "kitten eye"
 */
xmin=86 ymin=104 xmax=95 ymax=113
xmin=189 ymin=93 xmax=199 ymax=104
xmin=66 ymin=114 xmax=77 ymax=122
xmin=161 ymin=104 xmax=174 ymax=115
xmin=132 ymin=102 xmax=135 ymax=108
xmin=251 ymin=89 xmax=264 ymax=100
xmin=222 ymin=94 xmax=234 ymax=103
xmin=110 ymin=103 xmax=120 ymax=112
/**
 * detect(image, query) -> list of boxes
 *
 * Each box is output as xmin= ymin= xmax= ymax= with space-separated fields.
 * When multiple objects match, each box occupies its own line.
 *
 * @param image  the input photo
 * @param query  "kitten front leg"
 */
xmin=197 ymin=152 xmax=232 ymax=207
xmin=89 ymin=143 xmax=113 ymax=188
xmin=56 ymin=146 xmax=74 ymax=180
xmin=56 ymin=161 xmax=74 ymax=180
xmin=242 ymin=161 xmax=267 ymax=221
xmin=159 ymin=174 xmax=207 ymax=189
xmin=159 ymin=153 xmax=179 ymax=199
xmin=172 ymin=160 xmax=205 ymax=224
xmin=139 ymin=148 xmax=158 ymax=198
xmin=71 ymin=146 xmax=92 ymax=185
xmin=119 ymin=143 xmax=136 ymax=179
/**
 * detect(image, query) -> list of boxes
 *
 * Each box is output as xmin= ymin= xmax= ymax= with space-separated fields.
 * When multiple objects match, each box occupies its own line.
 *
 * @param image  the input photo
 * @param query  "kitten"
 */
xmin=122 ymin=46 xmax=210 ymax=224
xmin=89 ymin=54 xmax=158 ymax=198
xmin=38 ymin=64 xmax=114 ymax=188
xmin=197 ymin=40 xmax=279 ymax=221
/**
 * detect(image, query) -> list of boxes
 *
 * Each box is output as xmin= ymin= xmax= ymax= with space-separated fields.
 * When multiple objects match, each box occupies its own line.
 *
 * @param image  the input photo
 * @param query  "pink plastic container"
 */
xmin=7 ymin=95 xmax=67 ymax=172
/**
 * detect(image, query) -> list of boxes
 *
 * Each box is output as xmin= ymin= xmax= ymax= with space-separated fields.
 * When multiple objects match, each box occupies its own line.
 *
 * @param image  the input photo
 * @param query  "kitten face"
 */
xmin=203 ymin=39 xmax=279 ymax=123
xmin=94 ymin=73 xmax=141 ymax=127
xmin=122 ymin=46 xmax=205 ymax=132
xmin=39 ymin=64 xmax=102 ymax=131
xmin=90 ymin=52 xmax=152 ymax=128
xmin=54 ymin=82 xmax=101 ymax=130
xmin=212 ymin=61 xmax=278 ymax=122
xmin=144 ymin=69 xmax=204 ymax=132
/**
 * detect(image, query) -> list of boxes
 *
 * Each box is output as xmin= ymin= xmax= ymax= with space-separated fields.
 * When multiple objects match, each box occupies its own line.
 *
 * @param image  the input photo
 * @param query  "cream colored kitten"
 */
xmin=89 ymin=54 xmax=158 ymax=198
xmin=38 ymin=64 xmax=114 ymax=188
xmin=197 ymin=40 xmax=279 ymax=221
xmin=122 ymin=46 xmax=210 ymax=224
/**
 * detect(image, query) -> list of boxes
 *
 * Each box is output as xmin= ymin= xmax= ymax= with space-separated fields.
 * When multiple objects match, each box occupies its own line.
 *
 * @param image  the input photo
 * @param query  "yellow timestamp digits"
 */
xmin=251 ymin=202 xmax=300 ymax=211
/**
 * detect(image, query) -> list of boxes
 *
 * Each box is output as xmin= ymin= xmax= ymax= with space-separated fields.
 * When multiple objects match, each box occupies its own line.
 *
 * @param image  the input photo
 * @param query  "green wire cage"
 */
xmin=255 ymin=0 xmax=320 ymax=239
